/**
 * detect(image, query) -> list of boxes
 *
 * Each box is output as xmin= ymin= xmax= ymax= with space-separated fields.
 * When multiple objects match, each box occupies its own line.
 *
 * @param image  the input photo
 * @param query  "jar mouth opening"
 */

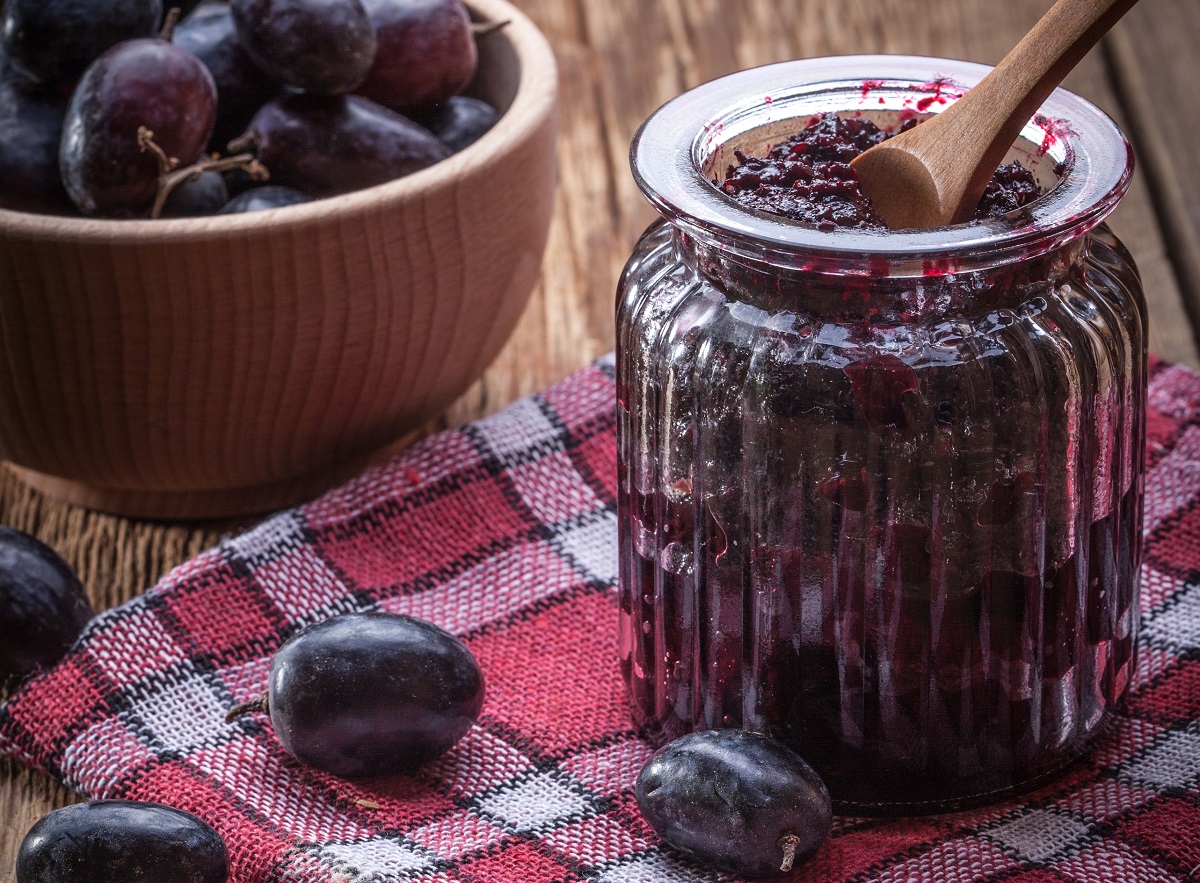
xmin=631 ymin=55 xmax=1132 ymax=276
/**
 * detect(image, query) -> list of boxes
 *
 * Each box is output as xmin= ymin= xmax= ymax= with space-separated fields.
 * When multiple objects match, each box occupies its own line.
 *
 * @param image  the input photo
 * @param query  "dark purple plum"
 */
xmin=160 ymin=170 xmax=229 ymax=216
xmin=221 ymin=166 xmax=263 ymax=197
xmin=0 ymin=53 xmax=72 ymax=213
xmin=229 ymin=612 xmax=484 ymax=777
xmin=219 ymin=185 xmax=311 ymax=213
xmin=356 ymin=0 xmax=476 ymax=112
xmin=60 ymin=38 xmax=216 ymax=217
xmin=235 ymin=94 xmax=447 ymax=197
xmin=0 ymin=0 xmax=162 ymax=86
xmin=17 ymin=801 xmax=228 ymax=883
xmin=230 ymin=0 xmax=376 ymax=95
xmin=0 ymin=527 xmax=93 ymax=688
xmin=636 ymin=730 xmax=832 ymax=877
xmin=174 ymin=1 xmax=279 ymax=151
xmin=413 ymin=95 xmax=498 ymax=153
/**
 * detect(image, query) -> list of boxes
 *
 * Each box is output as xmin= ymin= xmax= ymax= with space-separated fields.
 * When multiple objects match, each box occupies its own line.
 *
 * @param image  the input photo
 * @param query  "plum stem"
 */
xmin=138 ymin=127 xmax=179 ymax=177
xmin=778 ymin=833 xmax=802 ymax=873
xmin=151 ymin=154 xmax=268 ymax=219
xmin=472 ymin=19 xmax=510 ymax=39
xmin=226 ymin=693 xmax=270 ymax=723
xmin=139 ymin=126 xmax=269 ymax=219
xmin=160 ymin=7 xmax=181 ymax=41
xmin=227 ymin=131 xmax=259 ymax=156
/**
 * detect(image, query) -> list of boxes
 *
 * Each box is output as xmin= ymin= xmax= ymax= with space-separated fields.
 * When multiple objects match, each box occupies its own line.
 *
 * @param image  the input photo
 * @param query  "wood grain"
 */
xmin=1107 ymin=0 xmax=1200 ymax=344
xmin=2 ymin=0 xmax=1199 ymax=878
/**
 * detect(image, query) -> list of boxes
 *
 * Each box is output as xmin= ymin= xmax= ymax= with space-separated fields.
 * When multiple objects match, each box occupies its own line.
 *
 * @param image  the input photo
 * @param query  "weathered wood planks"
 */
xmin=2 ymin=1 xmax=1199 ymax=878
xmin=1108 ymin=0 xmax=1200 ymax=355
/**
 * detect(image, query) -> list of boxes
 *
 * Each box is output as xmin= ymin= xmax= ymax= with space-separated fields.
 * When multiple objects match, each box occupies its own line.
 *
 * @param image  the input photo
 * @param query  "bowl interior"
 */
xmin=464 ymin=7 xmax=522 ymax=115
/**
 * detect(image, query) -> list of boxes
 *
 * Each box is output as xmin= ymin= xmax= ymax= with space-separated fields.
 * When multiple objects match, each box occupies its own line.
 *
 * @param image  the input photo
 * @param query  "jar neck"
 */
xmin=633 ymin=57 xmax=1132 ymax=281
xmin=675 ymin=226 xmax=1088 ymax=324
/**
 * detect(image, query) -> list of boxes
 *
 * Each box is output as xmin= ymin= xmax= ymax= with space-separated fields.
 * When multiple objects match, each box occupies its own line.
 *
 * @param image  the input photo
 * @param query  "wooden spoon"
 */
xmin=850 ymin=0 xmax=1140 ymax=230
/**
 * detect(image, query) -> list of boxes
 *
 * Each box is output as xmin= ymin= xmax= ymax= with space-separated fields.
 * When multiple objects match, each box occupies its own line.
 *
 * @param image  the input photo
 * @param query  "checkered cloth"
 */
xmin=2 ymin=353 xmax=1200 ymax=883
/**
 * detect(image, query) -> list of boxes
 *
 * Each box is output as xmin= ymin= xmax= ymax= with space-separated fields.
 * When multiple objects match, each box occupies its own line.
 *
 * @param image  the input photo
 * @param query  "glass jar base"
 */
xmin=823 ymin=712 xmax=1118 ymax=817
xmin=631 ymin=704 xmax=1122 ymax=817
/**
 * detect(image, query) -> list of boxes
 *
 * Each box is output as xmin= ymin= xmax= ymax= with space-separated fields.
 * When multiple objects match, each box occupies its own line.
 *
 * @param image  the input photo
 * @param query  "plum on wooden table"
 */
xmin=0 ymin=527 xmax=93 ymax=688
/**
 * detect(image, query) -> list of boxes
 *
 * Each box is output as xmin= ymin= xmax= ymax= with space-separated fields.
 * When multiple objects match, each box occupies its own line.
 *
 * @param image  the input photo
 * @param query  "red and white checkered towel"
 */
xmin=3 ymin=353 xmax=1200 ymax=883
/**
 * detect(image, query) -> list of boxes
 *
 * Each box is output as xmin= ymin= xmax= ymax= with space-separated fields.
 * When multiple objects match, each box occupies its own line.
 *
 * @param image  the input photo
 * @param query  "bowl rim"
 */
xmin=0 ymin=0 xmax=558 ymax=241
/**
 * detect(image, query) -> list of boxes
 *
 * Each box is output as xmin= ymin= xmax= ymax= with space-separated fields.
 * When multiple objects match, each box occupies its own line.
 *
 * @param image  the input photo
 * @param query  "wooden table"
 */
xmin=3 ymin=0 xmax=1199 ymax=877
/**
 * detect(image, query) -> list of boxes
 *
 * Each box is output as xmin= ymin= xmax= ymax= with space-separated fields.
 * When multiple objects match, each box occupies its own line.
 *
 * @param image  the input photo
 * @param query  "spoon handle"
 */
xmin=938 ymin=0 xmax=1139 ymax=222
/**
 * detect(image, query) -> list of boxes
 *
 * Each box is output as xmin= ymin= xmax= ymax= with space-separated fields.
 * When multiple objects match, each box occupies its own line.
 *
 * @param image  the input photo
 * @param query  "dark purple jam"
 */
xmin=720 ymin=113 xmax=1042 ymax=230
xmin=617 ymin=200 xmax=1144 ymax=814
xmin=621 ymin=61 xmax=1146 ymax=816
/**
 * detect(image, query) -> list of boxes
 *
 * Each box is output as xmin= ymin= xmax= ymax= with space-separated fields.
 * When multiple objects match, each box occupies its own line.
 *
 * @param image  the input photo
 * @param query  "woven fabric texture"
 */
xmin=3 ymin=353 xmax=1200 ymax=883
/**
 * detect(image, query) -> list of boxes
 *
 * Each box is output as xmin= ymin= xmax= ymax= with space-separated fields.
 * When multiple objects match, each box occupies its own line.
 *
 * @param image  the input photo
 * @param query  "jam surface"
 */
xmin=720 ymin=113 xmax=1042 ymax=230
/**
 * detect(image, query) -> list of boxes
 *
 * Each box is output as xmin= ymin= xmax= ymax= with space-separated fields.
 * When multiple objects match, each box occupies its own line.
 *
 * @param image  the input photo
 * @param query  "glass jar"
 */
xmin=616 ymin=56 xmax=1146 ymax=815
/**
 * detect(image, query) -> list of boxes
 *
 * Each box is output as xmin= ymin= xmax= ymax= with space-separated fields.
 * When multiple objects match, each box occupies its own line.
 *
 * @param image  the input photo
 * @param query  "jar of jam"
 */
xmin=616 ymin=55 xmax=1146 ymax=814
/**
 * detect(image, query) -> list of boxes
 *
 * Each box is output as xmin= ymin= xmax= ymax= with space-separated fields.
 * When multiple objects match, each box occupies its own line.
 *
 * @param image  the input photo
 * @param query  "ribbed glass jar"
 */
xmin=616 ymin=56 xmax=1147 ymax=814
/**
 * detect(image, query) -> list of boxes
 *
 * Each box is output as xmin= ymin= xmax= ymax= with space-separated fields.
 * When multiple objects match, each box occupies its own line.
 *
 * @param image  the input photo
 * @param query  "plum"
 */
xmin=160 ymin=170 xmax=229 ymax=216
xmin=17 ymin=801 xmax=228 ymax=883
xmin=413 ymin=95 xmax=498 ymax=153
xmin=228 ymin=612 xmax=485 ymax=777
xmin=0 ymin=0 xmax=162 ymax=85
xmin=174 ymin=1 xmax=279 ymax=151
xmin=59 ymin=38 xmax=216 ymax=217
xmin=233 ymin=93 xmax=447 ymax=197
xmin=356 ymin=0 xmax=476 ymax=112
xmin=636 ymin=729 xmax=832 ymax=877
xmin=218 ymin=185 xmax=311 ymax=213
xmin=0 ymin=527 xmax=93 ymax=687
xmin=0 ymin=52 xmax=72 ymax=213
xmin=230 ymin=0 xmax=376 ymax=95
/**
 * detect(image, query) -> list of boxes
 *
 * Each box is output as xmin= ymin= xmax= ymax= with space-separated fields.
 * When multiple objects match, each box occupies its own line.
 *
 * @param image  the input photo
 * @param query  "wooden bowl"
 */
xmin=0 ymin=0 xmax=558 ymax=519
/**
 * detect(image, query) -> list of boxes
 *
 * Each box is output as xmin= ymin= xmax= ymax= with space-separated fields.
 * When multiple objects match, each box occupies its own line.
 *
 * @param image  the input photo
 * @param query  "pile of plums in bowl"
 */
xmin=0 ymin=0 xmax=558 ymax=520
xmin=1 ymin=0 xmax=507 ymax=217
